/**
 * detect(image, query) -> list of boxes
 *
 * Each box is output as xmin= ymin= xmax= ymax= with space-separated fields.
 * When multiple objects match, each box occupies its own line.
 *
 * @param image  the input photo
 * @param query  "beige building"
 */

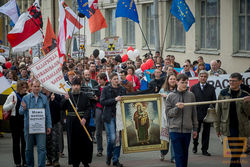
xmin=1 ymin=0 xmax=250 ymax=73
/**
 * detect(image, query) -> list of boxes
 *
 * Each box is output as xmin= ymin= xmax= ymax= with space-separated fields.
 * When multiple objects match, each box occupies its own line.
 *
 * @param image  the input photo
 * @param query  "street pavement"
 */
xmin=0 ymin=128 xmax=250 ymax=167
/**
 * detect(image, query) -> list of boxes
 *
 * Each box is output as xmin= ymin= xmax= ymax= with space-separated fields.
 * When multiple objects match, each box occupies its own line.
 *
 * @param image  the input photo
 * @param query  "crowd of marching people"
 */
xmin=0 ymin=50 xmax=250 ymax=167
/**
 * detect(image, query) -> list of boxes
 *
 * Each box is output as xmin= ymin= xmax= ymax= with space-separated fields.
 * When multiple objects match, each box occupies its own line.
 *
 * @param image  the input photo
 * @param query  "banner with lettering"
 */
xmin=28 ymin=48 xmax=67 ymax=95
xmin=100 ymin=36 xmax=123 ymax=56
xmin=189 ymin=73 xmax=250 ymax=97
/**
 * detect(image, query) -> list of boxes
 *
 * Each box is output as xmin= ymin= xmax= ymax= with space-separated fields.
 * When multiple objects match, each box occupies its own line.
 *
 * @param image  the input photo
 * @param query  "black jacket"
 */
xmin=49 ymin=93 xmax=62 ymax=125
xmin=190 ymin=82 xmax=216 ymax=121
xmin=61 ymin=91 xmax=91 ymax=124
xmin=81 ymin=79 xmax=98 ymax=88
xmin=100 ymin=85 xmax=126 ymax=123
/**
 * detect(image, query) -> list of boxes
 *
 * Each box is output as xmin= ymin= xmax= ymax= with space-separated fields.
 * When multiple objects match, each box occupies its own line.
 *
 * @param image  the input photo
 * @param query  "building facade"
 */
xmin=1 ymin=0 xmax=250 ymax=73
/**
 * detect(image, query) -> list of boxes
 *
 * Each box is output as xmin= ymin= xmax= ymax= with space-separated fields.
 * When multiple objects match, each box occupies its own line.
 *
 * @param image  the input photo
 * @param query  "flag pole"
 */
xmin=160 ymin=11 xmax=171 ymax=58
xmin=138 ymin=23 xmax=151 ymax=54
xmin=60 ymin=83 xmax=93 ymax=142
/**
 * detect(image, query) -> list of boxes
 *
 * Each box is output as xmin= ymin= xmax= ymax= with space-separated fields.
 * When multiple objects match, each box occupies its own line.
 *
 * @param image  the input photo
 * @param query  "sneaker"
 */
xmin=160 ymin=154 xmax=165 ymax=161
xmin=113 ymin=161 xmax=123 ymax=167
xmin=97 ymin=151 xmax=103 ymax=157
xmin=16 ymin=164 xmax=22 ymax=167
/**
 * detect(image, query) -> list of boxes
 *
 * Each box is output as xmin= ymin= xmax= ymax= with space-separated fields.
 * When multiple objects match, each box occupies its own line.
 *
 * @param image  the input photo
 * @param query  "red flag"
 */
xmin=7 ymin=0 xmax=43 ymax=52
xmin=42 ymin=17 xmax=57 ymax=55
xmin=89 ymin=0 xmax=107 ymax=33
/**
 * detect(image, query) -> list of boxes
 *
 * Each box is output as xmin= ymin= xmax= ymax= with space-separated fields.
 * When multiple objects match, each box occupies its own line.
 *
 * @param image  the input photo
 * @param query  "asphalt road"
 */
xmin=0 ymin=128 xmax=249 ymax=167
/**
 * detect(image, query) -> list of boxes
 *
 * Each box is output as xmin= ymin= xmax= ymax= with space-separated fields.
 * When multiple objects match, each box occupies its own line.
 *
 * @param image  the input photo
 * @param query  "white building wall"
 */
xmin=38 ymin=0 xmax=250 ymax=73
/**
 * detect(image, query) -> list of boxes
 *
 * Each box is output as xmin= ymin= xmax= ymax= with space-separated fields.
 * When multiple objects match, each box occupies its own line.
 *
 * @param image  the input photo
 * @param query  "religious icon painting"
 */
xmin=120 ymin=94 xmax=167 ymax=154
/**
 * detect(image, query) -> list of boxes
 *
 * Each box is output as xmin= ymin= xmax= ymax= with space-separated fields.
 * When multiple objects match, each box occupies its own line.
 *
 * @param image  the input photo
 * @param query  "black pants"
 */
xmin=10 ymin=116 xmax=26 ymax=165
xmin=193 ymin=120 xmax=211 ymax=152
xmin=228 ymin=128 xmax=243 ymax=167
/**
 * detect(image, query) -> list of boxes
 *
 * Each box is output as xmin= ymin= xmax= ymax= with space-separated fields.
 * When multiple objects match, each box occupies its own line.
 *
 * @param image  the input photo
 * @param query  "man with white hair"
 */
xmin=208 ymin=60 xmax=224 ymax=76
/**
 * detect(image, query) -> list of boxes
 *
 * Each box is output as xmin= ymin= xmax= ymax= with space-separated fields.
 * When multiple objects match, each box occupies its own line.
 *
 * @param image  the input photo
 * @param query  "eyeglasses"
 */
xmin=156 ymin=66 xmax=161 ymax=68
xmin=229 ymin=80 xmax=240 ymax=83
xmin=183 ymin=65 xmax=189 ymax=67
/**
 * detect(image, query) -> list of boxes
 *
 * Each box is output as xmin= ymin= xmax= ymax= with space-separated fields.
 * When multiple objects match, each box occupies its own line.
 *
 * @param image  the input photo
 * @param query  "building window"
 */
xmin=91 ymin=31 xmax=101 ymax=45
xmin=106 ymin=8 xmax=116 ymax=37
xmin=170 ymin=16 xmax=185 ymax=47
xmin=125 ymin=18 xmax=135 ymax=45
xmin=200 ymin=0 xmax=220 ymax=50
xmin=145 ymin=4 xmax=155 ymax=46
xmin=239 ymin=0 xmax=250 ymax=51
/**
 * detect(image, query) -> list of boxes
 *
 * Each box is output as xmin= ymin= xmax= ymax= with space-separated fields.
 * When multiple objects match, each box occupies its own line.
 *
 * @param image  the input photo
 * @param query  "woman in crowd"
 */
xmin=7 ymin=70 xmax=18 ymax=85
xmin=3 ymin=80 xmax=28 ymax=167
xmin=195 ymin=62 xmax=206 ymax=74
xmin=159 ymin=73 xmax=177 ymax=163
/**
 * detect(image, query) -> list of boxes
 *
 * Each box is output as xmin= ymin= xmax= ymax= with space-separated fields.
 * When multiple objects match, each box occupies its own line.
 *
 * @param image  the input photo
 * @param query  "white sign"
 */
xmin=189 ymin=73 xmax=250 ymax=97
xmin=29 ymin=108 xmax=45 ymax=134
xmin=0 ymin=45 xmax=10 ymax=58
xmin=100 ymin=36 xmax=123 ymax=56
xmin=71 ymin=34 xmax=86 ymax=58
xmin=28 ymin=48 xmax=67 ymax=95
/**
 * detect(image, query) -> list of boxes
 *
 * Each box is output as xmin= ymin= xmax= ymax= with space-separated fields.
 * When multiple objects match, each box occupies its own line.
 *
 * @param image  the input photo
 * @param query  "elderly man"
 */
xmin=62 ymin=77 xmax=93 ymax=167
xmin=190 ymin=70 xmax=216 ymax=156
xmin=214 ymin=73 xmax=250 ymax=167
xmin=208 ymin=60 xmax=225 ymax=76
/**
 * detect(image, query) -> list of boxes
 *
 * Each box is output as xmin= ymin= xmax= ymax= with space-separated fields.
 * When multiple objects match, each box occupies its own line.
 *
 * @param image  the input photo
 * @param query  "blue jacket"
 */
xmin=19 ymin=92 xmax=52 ymax=134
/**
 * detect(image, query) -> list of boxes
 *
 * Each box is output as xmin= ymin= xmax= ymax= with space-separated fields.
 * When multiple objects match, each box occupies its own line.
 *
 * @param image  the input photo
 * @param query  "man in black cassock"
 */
xmin=62 ymin=77 xmax=93 ymax=167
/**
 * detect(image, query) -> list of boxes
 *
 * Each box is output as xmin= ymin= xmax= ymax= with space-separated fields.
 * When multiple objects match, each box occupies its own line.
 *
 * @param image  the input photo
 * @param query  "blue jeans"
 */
xmin=104 ymin=118 xmax=121 ymax=163
xmin=170 ymin=132 xmax=191 ymax=167
xmin=25 ymin=133 xmax=46 ymax=167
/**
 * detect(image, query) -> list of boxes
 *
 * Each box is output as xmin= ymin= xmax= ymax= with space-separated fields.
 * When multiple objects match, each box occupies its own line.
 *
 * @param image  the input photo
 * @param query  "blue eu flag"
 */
xmin=77 ymin=0 xmax=90 ymax=18
xmin=115 ymin=0 xmax=139 ymax=24
xmin=170 ymin=0 xmax=195 ymax=32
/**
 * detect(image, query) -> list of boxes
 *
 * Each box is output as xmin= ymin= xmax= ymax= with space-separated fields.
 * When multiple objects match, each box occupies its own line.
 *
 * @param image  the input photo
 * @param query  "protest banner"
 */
xmin=189 ymin=73 xmax=250 ymax=97
xmin=100 ymin=36 xmax=123 ymax=56
xmin=28 ymin=48 xmax=67 ymax=95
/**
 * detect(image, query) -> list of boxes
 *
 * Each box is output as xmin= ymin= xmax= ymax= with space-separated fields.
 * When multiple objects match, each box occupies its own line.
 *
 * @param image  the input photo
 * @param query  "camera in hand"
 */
xmin=80 ymin=86 xmax=100 ymax=99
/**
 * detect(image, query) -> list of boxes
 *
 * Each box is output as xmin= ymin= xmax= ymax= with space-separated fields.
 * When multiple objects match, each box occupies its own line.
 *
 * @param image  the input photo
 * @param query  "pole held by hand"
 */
xmin=177 ymin=98 xmax=245 ymax=107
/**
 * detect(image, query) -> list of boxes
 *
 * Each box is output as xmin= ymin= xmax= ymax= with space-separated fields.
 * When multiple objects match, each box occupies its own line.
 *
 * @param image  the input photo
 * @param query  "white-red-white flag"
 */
xmin=64 ymin=4 xmax=84 ymax=39
xmin=57 ymin=0 xmax=84 ymax=63
xmin=7 ymin=0 xmax=43 ymax=52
